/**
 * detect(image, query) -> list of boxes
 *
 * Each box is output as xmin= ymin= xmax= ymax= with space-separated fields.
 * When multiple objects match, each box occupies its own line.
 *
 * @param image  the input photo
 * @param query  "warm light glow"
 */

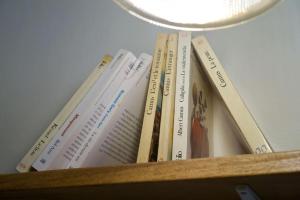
xmin=114 ymin=0 xmax=280 ymax=30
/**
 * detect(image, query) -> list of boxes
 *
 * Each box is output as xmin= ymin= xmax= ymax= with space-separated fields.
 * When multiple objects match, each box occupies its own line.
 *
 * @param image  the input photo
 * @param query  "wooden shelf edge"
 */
xmin=1 ymin=150 xmax=300 ymax=191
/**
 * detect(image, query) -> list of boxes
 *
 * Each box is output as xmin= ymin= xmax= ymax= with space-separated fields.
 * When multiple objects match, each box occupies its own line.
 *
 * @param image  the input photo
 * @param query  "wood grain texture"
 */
xmin=1 ymin=151 xmax=300 ymax=199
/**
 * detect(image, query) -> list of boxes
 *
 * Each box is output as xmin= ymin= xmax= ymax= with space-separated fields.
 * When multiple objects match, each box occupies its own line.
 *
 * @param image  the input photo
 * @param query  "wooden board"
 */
xmin=1 ymin=151 xmax=300 ymax=199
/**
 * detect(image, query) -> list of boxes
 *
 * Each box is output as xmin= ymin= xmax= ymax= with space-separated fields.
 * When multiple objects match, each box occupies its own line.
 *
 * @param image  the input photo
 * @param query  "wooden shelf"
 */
xmin=1 ymin=151 xmax=300 ymax=199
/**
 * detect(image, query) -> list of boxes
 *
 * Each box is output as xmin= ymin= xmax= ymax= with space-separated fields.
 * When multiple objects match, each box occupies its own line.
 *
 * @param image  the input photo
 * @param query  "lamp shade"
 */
xmin=113 ymin=0 xmax=281 ymax=30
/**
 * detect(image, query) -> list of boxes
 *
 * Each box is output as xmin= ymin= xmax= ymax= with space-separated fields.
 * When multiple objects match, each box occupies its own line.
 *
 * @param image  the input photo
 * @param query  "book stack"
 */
xmin=17 ymin=32 xmax=273 ymax=172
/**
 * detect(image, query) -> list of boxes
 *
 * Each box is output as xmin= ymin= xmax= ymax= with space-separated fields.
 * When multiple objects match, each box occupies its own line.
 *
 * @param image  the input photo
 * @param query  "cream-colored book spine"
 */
xmin=157 ymin=33 xmax=178 ymax=162
xmin=137 ymin=33 xmax=168 ymax=163
xmin=192 ymin=36 xmax=272 ymax=154
xmin=16 ymin=55 xmax=112 ymax=172
xmin=172 ymin=32 xmax=192 ymax=160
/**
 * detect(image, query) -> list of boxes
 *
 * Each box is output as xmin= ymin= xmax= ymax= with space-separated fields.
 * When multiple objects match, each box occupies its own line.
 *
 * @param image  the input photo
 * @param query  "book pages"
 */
xmin=71 ymin=53 xmax=152 ymax=168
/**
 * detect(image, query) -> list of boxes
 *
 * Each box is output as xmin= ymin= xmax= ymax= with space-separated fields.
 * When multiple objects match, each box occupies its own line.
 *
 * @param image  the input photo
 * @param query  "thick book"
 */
xmin=33 ymin=50 xmax=136 ymax=171
xmin=137 ymin=33 xmax=168 ymax=163
xmin=157 ymin=33 xmax=178 ymax=162
xmin=16 ymin=55 xmax=112 ymax=172
xmin=192 ymin=35 xmax=273 ymax=154
xmin=70 ymin=53 xmax=152 ymax=168
xmin=172 ymin=32 xmax=214 ymax=160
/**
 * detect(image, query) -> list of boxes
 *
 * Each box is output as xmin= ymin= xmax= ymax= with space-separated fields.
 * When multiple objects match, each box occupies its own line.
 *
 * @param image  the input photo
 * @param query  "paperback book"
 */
xmin=172 ymin=32 xmax=213 ymax=160
xmin=137 ymin=33 xmax=168 ymax=163
xmin=157 ymin=33 xmax=178 ymax=162
xmin=16 ymin=55 xmax=112 ymax=172
xmin=70 ymin=53 xmax=152 ymax=168
xmin=38 ymin=51 xmax=137 ymax=170
xmin=33 ymin=50 xmax=136 ymax=171
xmin=192 ymin=35 xmax=273 ymax=154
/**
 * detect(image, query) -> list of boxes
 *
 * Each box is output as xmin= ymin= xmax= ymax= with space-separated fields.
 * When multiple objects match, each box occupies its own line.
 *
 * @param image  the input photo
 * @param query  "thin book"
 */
xmin=39 ymin=51 xmax=137 ymax=170
xmin=172 ymin=32 xmax=213 ymax=160
xmin=33 ymin=50 xmax=136 ymax=171
xmin=16 ymin=55 xmax=112 ymax=172
xmin=137 ymin=33 xmax=168 ymax=163
xmin=192 ymin=35 xmax=272 ymax=154
xmin=157 ymin=33 xmax=178 ymax=161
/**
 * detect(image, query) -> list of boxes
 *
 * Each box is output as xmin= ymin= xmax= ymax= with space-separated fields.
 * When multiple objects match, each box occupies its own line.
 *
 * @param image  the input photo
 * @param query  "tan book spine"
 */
xmin=157 ymin=34 xmax=178 ymax=162
xmin=137 ymin=33 xmax=168 ymax=163
xmin=16 ymin=55 xmax=112 ymax=172
xmin=192 ymin=36 xmax=273 ymax=154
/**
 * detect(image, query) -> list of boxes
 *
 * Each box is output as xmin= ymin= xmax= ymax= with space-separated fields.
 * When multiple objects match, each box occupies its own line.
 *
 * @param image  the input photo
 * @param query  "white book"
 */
xmin=16 ymin=55 xmax=112 ymax=173
xmin=45 ymin=53 xmax=137 ymax=170
xmin=32 ymin=50 xmax=136 ymax=171
xmin=70 ymin=53 xmax=152 ymax=168
xmin=172 ymin=32 xmax=215 ymax=160
xmin=172 ymin=32 xmax=192 ymax=160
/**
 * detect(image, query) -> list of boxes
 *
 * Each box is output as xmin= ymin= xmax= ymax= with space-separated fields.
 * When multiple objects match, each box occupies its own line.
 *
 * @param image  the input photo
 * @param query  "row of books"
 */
xmin=16 ymin=32 xmax=273 ymax=173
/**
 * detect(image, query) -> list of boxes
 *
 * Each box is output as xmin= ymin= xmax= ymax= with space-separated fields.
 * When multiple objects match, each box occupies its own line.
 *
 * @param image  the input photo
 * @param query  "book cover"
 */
xmin=192 ymin=35 xmax=273 ymax=154
xmin=172 ymin=31 xmax=213 ymax=160
xmin=32 ymin=50 xmax=136 ymax=171
xmin=212 ymin=93 xmax=246 ymax=157
xmin=137 ymin=33 xmax=168 ymax=163
xmin=70 ymin=53 xmax=152 ymax=168
xmin=157 ymin=33 xmax=178 ymax=162
xmin=189 ymin=48 xmax=213 ymax=158
xmin=16 ymin=55 xmax=112 ymax=173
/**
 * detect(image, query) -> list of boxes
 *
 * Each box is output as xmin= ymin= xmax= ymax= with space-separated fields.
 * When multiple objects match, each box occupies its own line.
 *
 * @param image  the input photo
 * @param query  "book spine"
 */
xmin=32 ymin=50 xmax=136 ymax=171
xmin=16 ymin=55 xmax=112 ymax=173
xmin=157 ymin=33 xmax=178 ymax=162
xmin=70 ymin=53 xmax=153 ymax=168
xmin=192 ymin=36 xmax=273 ymax=154
xmin=136 ymin=33 xmax=168 ymax=163
xmin=172 ymin=32 xmax=192 ymax=160
xmin=45 ymin=53 xmax=137 ymax=170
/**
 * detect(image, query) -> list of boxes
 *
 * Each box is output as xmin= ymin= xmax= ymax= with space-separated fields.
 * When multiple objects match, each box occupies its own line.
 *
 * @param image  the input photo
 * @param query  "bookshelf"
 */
xmin=1 ymin=1 xmax=300 ymax=199
xmin=1 ymin=151 xmax=300 ymax=199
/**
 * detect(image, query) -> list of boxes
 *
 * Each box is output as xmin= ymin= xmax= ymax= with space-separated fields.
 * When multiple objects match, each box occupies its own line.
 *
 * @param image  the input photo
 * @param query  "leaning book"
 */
xmin=33 ymin=50 xmax=136 ymax=171
xmin=192 ymin=35 xmax=272 ymax=154
xmin=16 ymin=55 xmax=112 ymax=172
xmin=70 ymin=53 xmax=152 ymax=168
